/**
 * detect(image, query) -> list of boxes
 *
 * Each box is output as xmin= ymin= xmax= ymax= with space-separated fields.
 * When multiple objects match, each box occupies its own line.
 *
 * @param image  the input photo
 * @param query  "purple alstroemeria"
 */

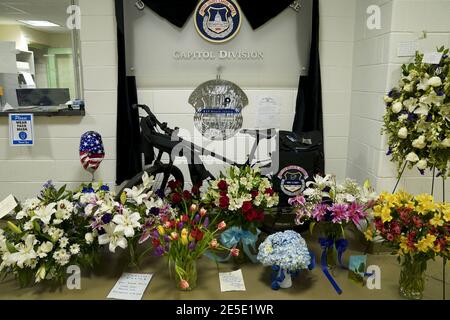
xmin=312 ymin=203 xmax=329 ymax=222
xmin=154 ymin=246 xmax=165 ymax=257
xmin=203 ymin=217 xmax=210 ymax=228
xmin=139 ymin=230 xmax=151 ymax=244
xmin=188 ymin=242 xmax=197 ymax=251
xmin=101 ymin=213 xmax=113 ymax=224
xmin=330 ymin=203 xmax=349 ymax=224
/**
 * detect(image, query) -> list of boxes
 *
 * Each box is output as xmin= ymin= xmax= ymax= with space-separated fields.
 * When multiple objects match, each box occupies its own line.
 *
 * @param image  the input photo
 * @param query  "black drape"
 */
xmin=140 ymin=0 xmax=293 ymax=29
xmin=115 ymin=0 xmax=142 ymax=184
xmin=292 ymin=0 xmax=324 ymax=171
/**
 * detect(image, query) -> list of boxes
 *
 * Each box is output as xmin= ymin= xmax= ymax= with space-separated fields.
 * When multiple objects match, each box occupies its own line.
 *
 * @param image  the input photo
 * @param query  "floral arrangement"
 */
xmin=148 ymin=196 xmax=237 ymax=291
xmin=364 ymin=191 xmax=449 ymax=299
xmin=290 ymin=175 xmax=377 ymax=240
xmin=383 ymin=47 xmax=450 ymax=178
xmin=75 ymin=173 xmax=175 ymax=266
xmin=0 ymin=182 xmax=98 ymax=286
xmin=364 ymin=191 xmax=449 ymax=259
xmin=257 ymin=230 xmax=311 ymax=290
xmin=202 ymin=166 xmax=279 ymax=230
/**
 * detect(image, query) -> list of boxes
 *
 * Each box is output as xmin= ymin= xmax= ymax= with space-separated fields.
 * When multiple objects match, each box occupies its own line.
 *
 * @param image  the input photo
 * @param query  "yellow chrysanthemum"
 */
xmin=415 ymin=194 xmax=436 ymax=214
xmin=415 ymin=234 xmax=437 ymax=253
xmin=430 ymin=213 xmax=444 ymax=227
xmin=381 ymin=206 xmax=393 ymax=223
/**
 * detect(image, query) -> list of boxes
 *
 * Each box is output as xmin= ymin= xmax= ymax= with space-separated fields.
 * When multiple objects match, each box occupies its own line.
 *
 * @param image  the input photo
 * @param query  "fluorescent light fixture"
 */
xmin=18 ymin=20 xmax=59 ymax=27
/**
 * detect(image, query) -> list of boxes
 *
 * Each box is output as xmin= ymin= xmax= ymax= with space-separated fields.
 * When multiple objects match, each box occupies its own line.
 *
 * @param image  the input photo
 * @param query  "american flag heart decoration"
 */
xmin=79 ymin=131 xmax=105 ymax=178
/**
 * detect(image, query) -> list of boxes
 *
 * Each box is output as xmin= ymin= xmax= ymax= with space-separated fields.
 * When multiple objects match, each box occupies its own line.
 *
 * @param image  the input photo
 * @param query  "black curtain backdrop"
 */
xmin=141 ymin=0 xmax=293 ymax=29
xmin=292 ymin=0 xmax=324 ymax=170
xmin=115 ymin=0 xmax=142 ymax=184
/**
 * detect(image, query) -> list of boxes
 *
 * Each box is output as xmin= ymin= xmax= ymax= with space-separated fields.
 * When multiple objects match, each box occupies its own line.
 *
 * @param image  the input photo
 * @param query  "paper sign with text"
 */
xmin=0 ymin=195 xmax=17 ymax=219
xmin=9 ymin=114 xmax=34 ymax=146
xmin=219 ymin=269 xmax=246 ymax=292
xmin=107 ymin=273 xmax=153 ymax=300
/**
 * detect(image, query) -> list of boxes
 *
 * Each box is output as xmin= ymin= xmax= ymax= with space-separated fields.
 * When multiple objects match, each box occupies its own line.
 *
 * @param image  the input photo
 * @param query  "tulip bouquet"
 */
xmin=0 ymin=181 xmax=98 ymax=287
xmin=149 ymin=183 xmax=238 ymax=290
xmin=383 ymin=47 xmax=450 ymax=178
xmin=364 ymin=191 xmax=449 ymax=299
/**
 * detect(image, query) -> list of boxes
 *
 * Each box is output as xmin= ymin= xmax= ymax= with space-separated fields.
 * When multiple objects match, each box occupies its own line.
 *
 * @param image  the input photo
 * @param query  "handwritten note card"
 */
xmin=0 ymin=195 xmax=17 ymax=219
xmin=107 ymin=273 xmax=153 ymax=300
xmin=219 ymin=269 xmax=246 ymax=292
xmin=423 ymin=52 xmax=443 ymax=65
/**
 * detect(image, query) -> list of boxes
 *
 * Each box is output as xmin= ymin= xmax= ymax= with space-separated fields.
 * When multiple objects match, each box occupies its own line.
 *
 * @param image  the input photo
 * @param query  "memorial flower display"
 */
xmin=0 ymin=182 xmax=98 ymax=286
xmin=257 ymin=230 xmax=312 ymax=290
xmin=77 ymin=172 xmax=175 ymax=266
xmin=290 ymin=175 xmax=377 ymax=268
xmin=202 ymin=165 xmax=279 ymax=262
xmin=383 ymin=47 xmax=450 ymax=178
xmin=364 ymin=191 xmax=449 ymax=299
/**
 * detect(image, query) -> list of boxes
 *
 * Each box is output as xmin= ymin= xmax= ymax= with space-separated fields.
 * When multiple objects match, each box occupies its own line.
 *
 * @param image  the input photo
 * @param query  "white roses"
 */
xmin=406 ymin=152 xmax=419 ymax=163
xmin=398 ymin=127 xmax=408 ymax=139
xmin=412 ymin=135 xmax=427 ymax=149
xmin=392 ymin=102 xmax=403 ymax=113
xmin=428 ymin=76 xmax=442 ymax=87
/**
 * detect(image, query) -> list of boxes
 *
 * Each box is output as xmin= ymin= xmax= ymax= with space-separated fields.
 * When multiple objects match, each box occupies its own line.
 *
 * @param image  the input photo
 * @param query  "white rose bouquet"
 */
xmin=0 ymin=181 xmax=98 ymax=287
xmin=383 ymin=47 xmax=450 ymax=178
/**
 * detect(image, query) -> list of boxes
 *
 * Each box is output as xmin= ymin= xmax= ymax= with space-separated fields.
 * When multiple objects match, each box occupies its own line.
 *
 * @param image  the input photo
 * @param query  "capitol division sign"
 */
xmin=173 ymin=50 xmax=264 ymax=61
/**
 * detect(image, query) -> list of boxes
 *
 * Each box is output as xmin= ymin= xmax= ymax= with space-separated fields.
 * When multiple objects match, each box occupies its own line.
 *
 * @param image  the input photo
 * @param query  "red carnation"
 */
xmin=265 ymin=188 xmax=274 ymax=196
xmin=218 ymin=180 xmax=228 ymax=191
xmin=219 ymin=191 xmax=228 ymax=197
xmin=242 ymin=201 xmax=253 ymax=213
xmin=219 ymin=196 xmax=230 ymax=209
xmin=182 ymin=190 xmax=192 ymax=200
xmin=251 ymin=190 xmax=259 ymax=198
xmin=171 ymin=193 xmax=182 ymax=204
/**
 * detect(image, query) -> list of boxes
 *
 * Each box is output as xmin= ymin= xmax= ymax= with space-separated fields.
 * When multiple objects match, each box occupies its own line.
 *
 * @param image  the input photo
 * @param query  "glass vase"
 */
xmin=172 ymin=258 xmax=197 ymax=291
xmin=399 ymin=256 xmax=427 ymax=300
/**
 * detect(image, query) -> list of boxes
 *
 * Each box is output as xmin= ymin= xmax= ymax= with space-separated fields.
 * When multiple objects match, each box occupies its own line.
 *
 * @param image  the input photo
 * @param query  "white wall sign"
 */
xmin=9 ymin=114 xmax=34 ymax=146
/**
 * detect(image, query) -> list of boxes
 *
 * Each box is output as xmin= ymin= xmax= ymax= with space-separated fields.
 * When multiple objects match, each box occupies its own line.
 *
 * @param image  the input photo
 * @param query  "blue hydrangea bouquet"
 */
xmin=257 ymin=230 xmax=313 ymax=290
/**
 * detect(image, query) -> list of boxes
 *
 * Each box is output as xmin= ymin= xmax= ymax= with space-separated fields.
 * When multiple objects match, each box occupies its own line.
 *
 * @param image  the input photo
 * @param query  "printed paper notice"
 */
xmin=219 ymin=269 xmax=246 ymax=292
xmin=0 ymin=195 xmax=17 ymax=219
xmin=107 ymin=273 xmax=153 ymax=300
xmin=256 ymin=96 xmax=280 ymax=129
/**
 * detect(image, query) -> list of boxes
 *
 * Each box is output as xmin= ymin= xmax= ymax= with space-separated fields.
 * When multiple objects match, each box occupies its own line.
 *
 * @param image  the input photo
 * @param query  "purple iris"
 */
xmin=386 ymin=147 xmax=393 ymax=156
xmin=188 ymin=242 xmax=197 ymax=251
xmin=437 ymin=90 xmax=445 ymax=96
xmin=82 ymin=187 xmax=94 ymax=193
xmin=149 ymin=207 xmax=160 ymax=215
xmin=407 ymin=113 xmax=417 ymax=121
xmin=154 ymin=246 xmax=165 ymax=257
xmin=101 ymin=213 xmax=113 ymax=224
xmin=100 ymin=185 xmax=110 ymax=191
xmin=43 ymin=180 xmax=54 ymax=189
xmin=426 ymin=114 xmax=433 ymax=122
xmin=418 ymin=169 xmax=425 ymax=176
xmin=203 ymin=217 xmax=210 ymax=228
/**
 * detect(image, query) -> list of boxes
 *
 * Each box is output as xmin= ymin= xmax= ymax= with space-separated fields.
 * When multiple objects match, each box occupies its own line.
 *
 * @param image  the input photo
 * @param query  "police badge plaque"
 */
xmin=194 ymin=0 xmax=242 ymax=43
xmin=189 ymin=76 xmax=248 ymax=140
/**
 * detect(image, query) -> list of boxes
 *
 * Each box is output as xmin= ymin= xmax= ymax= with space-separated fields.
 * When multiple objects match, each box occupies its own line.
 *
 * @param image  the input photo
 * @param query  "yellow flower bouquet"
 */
xmin=365 ymin=191 xmax=449 ymax=299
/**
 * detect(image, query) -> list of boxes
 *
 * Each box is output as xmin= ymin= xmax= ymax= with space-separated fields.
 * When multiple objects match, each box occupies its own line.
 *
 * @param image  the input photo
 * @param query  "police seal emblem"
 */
xmin=194 ymin=0 xmax=242 ymax=43
xmin=189 ymin=76 xmax=248 ymax=140
xmin=277 ymin=165 xmax=309 ymax=196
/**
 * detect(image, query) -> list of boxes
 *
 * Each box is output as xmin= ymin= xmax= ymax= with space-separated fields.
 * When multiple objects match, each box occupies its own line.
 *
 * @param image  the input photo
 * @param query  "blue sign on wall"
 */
xmin=9 ymin=114 xmax=34 ymax=146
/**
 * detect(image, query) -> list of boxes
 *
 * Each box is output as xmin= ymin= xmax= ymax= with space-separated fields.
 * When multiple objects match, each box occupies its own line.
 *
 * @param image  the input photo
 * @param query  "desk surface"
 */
xmin=0 ymin=240 xmax=448 ymax=300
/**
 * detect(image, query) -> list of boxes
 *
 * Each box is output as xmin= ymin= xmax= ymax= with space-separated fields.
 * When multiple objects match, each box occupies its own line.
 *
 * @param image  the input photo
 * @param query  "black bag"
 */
xmin=273 ymin=130 xmax=324 ymax=207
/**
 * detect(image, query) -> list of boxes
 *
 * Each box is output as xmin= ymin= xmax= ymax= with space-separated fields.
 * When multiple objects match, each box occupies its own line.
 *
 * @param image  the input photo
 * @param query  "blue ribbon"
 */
xmin=319 ymin=237 xmax=343 ymax=295
xmin=204 ymin=227 xmax=260 ymax=263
